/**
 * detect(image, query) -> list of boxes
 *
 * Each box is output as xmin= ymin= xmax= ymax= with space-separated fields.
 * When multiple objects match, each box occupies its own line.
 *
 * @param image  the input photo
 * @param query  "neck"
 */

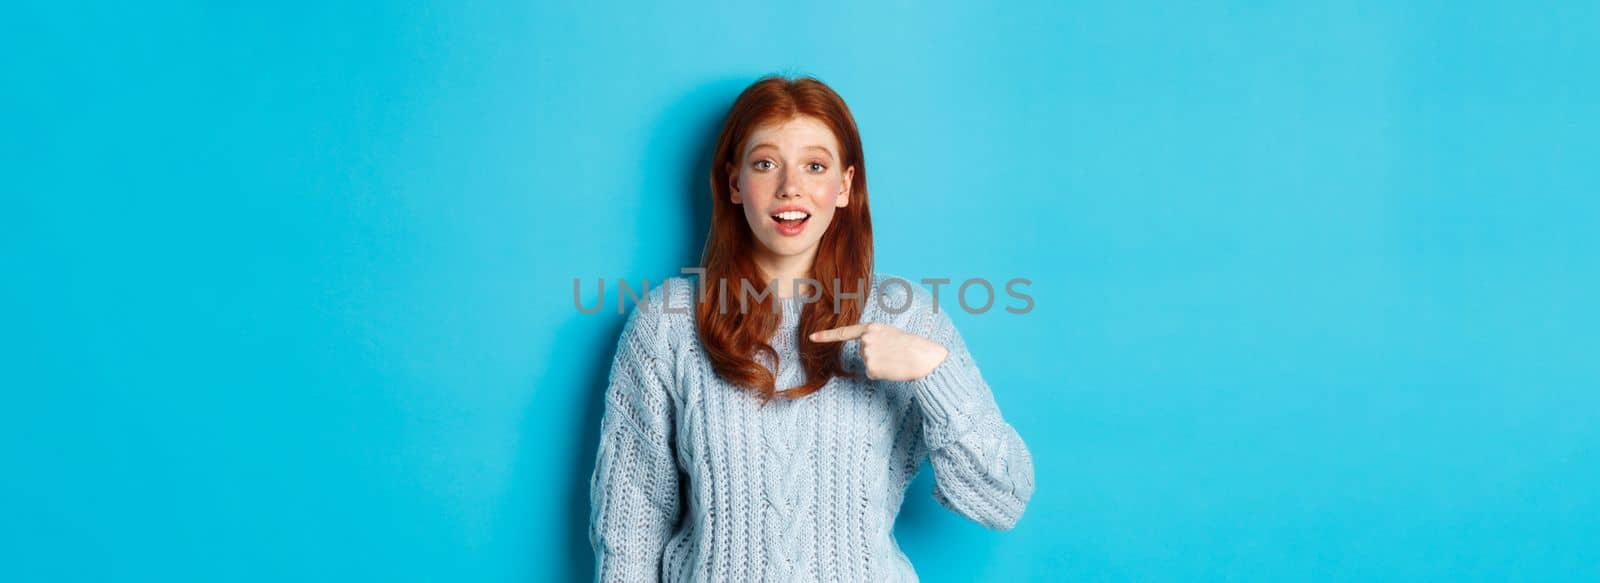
xmin=751 ymin=246 xmax=818 ymax=299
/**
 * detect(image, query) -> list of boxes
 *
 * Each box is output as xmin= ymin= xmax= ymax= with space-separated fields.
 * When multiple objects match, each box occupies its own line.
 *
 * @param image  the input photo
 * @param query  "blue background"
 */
xmin=5 ymin=1 xmax=1598 ymax=581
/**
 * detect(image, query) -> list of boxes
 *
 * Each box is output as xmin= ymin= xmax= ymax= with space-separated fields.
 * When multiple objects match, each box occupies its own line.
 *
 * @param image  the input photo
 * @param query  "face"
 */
xmin=728 ymin=115 xmax=856 ymax=266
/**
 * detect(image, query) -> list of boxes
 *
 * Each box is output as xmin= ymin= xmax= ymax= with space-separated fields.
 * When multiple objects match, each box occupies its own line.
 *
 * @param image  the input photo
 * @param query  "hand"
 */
xmin=809 ymin=322 xmax=949 ymax=382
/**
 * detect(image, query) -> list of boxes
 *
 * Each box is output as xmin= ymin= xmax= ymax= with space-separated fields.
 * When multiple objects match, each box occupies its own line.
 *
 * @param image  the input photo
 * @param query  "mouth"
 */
xmin=769 ymin=210 xmax=811 ymax=236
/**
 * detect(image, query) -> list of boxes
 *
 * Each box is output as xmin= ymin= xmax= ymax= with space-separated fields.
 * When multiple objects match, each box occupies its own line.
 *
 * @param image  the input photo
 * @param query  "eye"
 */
xmin=807 ymin=162 xmax=826 ymax=172
xmin=753 ymin=160 xmax=775 ymax=170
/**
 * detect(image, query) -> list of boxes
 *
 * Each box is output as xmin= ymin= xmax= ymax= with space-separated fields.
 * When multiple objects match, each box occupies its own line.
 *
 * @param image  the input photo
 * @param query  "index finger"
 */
xmin=809 ymin=324 xmax=868 ymax=343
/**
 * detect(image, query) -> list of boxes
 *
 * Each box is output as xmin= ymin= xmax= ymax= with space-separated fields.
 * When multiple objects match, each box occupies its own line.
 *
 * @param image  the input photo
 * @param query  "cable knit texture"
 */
xmin=588 ymin=274 xmax=1035 ymax=582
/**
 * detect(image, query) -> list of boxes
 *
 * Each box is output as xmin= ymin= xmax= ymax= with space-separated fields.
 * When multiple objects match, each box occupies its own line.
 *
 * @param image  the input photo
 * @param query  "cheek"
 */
xmin=812 ymin=187 xmax=839 ymax=206
xmin=743 ymin=201 xmax=767 ymax=227
xmin=745 ymin=172 xmax=777 ymax=189
xmin=811 ymin=192 xmax=843 ymax=227
xmin=739 ymin=172 xmax=773 ymax=196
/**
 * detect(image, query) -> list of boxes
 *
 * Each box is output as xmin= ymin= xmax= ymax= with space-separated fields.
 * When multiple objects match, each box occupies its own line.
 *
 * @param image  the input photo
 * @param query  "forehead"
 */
xmin=743 ymin=116 xmax=840 ymax=156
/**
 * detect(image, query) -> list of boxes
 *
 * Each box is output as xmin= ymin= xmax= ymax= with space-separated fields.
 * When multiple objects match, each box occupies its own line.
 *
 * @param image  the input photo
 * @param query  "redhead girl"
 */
xmin=588 ymin=75 xmax=1035 ymax=582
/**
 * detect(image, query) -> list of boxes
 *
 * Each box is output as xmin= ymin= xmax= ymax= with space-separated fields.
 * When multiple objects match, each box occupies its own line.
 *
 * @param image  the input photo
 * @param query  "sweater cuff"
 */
xmin=908 ymin=356 xmax=997 ymax=451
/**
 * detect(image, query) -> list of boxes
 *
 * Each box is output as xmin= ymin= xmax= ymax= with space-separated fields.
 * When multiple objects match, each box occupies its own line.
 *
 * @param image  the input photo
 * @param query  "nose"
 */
xmin=777 ymin=168 xmax=803 ymax=199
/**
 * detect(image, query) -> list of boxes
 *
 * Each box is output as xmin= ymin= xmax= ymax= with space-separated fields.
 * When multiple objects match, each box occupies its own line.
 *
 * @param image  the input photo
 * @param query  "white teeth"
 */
xmin=773 ymin=211 xmax=810 ymax=221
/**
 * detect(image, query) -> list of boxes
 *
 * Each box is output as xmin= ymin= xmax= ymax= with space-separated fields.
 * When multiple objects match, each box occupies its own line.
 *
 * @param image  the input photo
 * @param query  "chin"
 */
xmin=761 ymin=240 xmax=813 ymax=258
xmin=768 ymin=244 xmax=806 ymax=257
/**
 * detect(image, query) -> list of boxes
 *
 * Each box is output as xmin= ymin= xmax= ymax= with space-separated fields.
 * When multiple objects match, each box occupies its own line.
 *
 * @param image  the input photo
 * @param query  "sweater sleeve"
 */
xmin=589 ymin=299 xmax=682 ymax=582
xmin=903 ymin=306 xmax=1036 ymax=531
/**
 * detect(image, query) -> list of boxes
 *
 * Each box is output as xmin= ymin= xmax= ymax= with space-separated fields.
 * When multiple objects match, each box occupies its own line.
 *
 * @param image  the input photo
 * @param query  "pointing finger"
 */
xmin=809 ymin=324 xmax=868 ymax=343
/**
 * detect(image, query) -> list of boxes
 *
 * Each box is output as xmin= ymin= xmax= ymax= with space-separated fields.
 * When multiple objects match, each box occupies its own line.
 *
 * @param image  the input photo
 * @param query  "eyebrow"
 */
xmin=747 ymin=142 xmax=836 ymax=160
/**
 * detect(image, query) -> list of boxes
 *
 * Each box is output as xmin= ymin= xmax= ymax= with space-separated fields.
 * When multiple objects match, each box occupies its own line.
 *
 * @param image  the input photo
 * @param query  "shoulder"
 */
xmin=866 ymin=272 xmax=951 ymax=337
xmin=619 ymin=276 xmax=697 ymax=352
xmin=633 ymin=276 xmax=696 ymax=318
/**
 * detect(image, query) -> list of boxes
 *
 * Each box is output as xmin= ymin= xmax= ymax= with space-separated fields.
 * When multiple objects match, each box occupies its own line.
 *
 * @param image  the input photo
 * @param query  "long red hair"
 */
xmin=698 ymin=75 xmax=874 ymax=403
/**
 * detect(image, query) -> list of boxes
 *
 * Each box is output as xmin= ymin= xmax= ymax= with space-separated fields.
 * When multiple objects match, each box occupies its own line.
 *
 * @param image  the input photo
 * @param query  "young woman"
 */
xmin=588 ymin=75 xmax=1035 ymax=582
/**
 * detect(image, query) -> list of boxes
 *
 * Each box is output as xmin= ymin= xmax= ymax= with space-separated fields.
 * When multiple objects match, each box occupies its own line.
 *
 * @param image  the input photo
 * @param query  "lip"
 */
xmin=768 ymin=205 xmax=812 ymax=237
xmin=768 ymin=204 xmax=812 ymax=216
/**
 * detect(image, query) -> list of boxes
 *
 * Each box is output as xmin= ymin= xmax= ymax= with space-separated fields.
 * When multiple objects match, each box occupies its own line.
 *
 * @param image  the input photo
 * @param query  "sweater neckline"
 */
xmin=778 ymin=295 xmax=806 ymax=320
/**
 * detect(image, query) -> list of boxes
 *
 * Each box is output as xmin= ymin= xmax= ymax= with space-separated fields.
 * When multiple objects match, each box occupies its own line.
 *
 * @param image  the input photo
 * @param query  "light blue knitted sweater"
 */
xmin=588 ymin=274 xmax=1035 ymax=582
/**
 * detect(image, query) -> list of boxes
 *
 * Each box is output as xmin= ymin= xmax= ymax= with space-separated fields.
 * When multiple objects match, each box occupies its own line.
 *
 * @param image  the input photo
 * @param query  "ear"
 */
xmin=726 ymin=162 xmax=741 ymax=204
xmin=836 ymin=165 xmax=855 ymax=208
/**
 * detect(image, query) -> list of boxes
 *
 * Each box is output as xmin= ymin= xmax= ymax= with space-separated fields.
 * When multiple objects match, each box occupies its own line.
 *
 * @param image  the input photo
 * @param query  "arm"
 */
xmin=905 ymin=307 xmax=1036 ymax=531
xmin=589 ymin=302 xmax=682 ymax=581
